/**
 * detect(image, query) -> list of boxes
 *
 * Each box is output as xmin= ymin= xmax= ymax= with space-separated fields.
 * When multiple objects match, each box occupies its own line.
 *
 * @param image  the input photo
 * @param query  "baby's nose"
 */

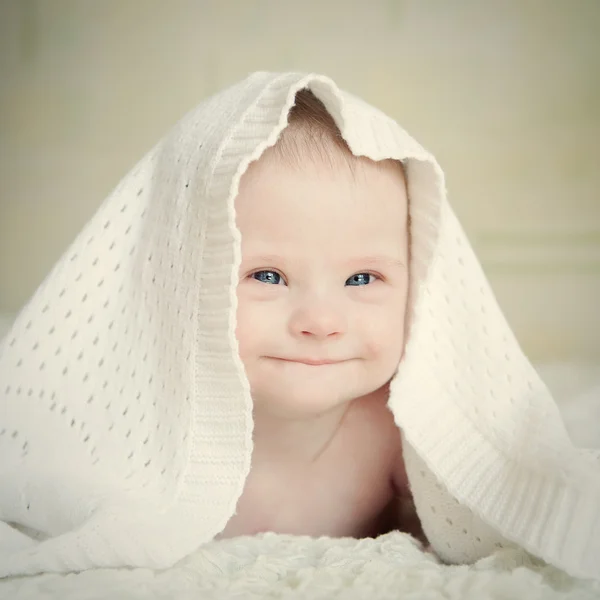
xmin=289 ymin=301 xmax=346 ymax=339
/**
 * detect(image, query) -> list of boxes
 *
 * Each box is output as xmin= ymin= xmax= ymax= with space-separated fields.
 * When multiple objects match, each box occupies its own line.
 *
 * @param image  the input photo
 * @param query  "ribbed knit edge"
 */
xmin=396 ymin=372 xmax=600 ymax=579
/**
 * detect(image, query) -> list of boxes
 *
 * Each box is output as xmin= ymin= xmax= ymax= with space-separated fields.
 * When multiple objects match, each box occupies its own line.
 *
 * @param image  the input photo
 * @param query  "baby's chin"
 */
xmin=248 ymin=377 xmax=382 ymax=419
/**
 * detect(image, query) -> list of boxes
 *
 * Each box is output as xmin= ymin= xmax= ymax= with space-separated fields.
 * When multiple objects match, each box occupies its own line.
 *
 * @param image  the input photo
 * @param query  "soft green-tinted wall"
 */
xmin=0 ymin=0 xmax=599 ymax=361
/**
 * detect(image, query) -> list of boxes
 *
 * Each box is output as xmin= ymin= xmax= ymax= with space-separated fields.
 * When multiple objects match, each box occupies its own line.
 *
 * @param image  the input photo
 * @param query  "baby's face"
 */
xmin=235 ymin=150 xmax=409 ymax=418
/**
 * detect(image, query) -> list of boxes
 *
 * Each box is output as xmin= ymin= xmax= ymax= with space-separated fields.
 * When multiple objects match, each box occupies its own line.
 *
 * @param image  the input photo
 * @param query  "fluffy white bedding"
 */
xmin=2 ymin=531 xmax=599 ymax=599
xmin=0 ymin=312 xmax=599 ymax=599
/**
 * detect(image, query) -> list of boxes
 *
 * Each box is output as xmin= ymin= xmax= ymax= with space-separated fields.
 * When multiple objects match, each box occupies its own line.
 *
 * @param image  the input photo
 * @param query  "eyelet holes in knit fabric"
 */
xmin=0 ymin=427 xmax=29 ymax=459
xmin=408 ymin=443 xmax=512 ymax=562
xmin=7 ymin=178 xmax=190 ymax=496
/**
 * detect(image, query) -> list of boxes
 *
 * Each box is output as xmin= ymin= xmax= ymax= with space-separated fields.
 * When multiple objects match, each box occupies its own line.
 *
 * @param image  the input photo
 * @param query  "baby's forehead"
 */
xmin=238 ymin=145 xmax=406 ymax=198
xmin=235 ymin=159 xmax=406 ymax=259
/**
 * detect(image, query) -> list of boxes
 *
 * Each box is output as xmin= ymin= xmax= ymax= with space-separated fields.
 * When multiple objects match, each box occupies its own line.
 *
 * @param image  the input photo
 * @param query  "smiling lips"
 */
xmin=273 ymin=357 xmax=345 ymax=366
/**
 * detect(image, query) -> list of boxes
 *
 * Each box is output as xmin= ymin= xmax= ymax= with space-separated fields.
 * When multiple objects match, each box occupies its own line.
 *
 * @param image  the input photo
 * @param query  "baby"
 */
xmin=220 ymin=91 xmax=421 ymax=541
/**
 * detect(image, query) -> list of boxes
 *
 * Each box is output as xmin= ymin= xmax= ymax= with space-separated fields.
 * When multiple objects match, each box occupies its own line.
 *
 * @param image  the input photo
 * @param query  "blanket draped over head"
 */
xmin=0 ymin=72 xmax=598 ymax=580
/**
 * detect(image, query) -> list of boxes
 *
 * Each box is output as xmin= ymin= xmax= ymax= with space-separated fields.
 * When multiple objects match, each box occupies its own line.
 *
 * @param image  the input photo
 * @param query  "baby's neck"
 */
xmin=251 ymin=403 xmax=352 ymax=466
xmin=250 ymin=387 xmax=389 ymax=466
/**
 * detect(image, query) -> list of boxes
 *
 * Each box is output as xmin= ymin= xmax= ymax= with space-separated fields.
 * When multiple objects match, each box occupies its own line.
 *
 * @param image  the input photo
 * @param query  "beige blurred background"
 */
xmin=0 ymin=0 xmax=599 ymax=363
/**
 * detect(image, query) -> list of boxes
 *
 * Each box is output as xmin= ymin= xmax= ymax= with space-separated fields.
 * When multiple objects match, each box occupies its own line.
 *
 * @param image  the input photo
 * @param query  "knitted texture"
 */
xmin=0 ymin=72 xmax=598 ymax=580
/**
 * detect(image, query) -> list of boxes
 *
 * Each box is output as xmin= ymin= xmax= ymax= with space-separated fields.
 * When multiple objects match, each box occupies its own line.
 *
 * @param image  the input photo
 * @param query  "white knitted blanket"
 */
xmin=1 ymin=72 xmax=599 ymax=583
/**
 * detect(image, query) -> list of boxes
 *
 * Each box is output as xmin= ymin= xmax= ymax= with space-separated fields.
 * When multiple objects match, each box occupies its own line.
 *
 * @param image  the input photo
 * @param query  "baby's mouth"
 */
xmin=270 ymin=357 xmax=347 ymax=366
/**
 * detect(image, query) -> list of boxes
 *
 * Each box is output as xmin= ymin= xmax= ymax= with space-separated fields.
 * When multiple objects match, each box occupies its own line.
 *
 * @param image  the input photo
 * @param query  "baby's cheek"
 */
xmin=365 ymin=328 xmax=405 ymax=386
xmin=364 ymin=309 xmax=405 ymax=356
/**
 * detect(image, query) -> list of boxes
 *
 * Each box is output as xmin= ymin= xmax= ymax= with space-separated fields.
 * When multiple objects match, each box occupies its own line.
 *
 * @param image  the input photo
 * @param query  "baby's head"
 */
xmin=235 ymin=90 xmax=409 ymax=418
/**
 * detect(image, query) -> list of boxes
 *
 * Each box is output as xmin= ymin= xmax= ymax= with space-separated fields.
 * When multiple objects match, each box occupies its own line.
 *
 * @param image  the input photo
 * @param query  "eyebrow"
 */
xmin=351 ymin=256 xmax=407 ymax=270
xmin=242 ymin=254 xmax=406 ymax=270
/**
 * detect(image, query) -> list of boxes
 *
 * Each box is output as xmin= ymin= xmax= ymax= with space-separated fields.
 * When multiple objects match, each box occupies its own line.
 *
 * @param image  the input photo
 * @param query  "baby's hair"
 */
xmin=274 ymin=89 xmax=354 ymax=170
xmin=275 ymin=89 xmax=405 ymax=185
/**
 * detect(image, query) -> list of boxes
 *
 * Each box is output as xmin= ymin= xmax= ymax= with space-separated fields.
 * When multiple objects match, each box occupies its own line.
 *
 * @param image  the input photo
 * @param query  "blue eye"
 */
xmin=346 ymin=273 xmax=376 ymax=286
xmin=252 ymin=270 xmax=284 ymax=285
